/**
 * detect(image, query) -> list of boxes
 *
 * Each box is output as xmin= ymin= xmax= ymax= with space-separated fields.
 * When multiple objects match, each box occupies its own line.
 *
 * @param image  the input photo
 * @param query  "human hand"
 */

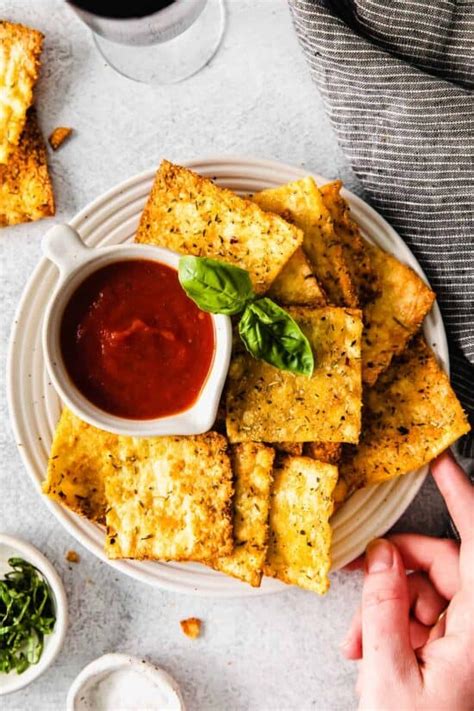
xmin=341 ymin=450 xmax=474 ymax=710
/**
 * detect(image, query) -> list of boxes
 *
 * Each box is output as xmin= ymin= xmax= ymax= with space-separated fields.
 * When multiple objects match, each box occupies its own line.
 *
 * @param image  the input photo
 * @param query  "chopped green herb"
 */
xmin=0 ymin=558 xmax=56 ymax=675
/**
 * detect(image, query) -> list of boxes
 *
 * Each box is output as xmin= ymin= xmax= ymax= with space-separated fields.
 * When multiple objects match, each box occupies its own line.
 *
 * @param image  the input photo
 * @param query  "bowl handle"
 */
xmin=42 ymin=224 xmax=91 ymax=278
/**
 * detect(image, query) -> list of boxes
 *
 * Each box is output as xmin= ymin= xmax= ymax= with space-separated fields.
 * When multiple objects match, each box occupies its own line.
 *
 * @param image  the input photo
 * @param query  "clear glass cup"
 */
xmin=66 ymin=0 xmax=226 ymax=84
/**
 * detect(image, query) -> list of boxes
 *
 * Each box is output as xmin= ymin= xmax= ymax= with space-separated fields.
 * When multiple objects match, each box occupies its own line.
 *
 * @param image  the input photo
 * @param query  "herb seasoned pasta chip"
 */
xmin=136 ymin=161 xmax=303 ymax=294
xmin=211 ymin=443 xmax=275 ymax=587
xmin=0 ymin=109 xmax=55 ymax=226
xmin=226 ymin=306 xmax=363 ymax=444
xmin=264 ymin=456 xmax=338 ymax=594
xmin=43 ymin=409 xmax=113 ymax=523
xmin=0 ymin=21 xmax=43 ymax=164
xmin=267 ymin=247 xmax=326 ymax=306
xmin=253 ymin=177 xmax=357 ymax=307
xmin=340 ymin=338 xmax=470 ymax=491
xmin=105 ymin=433 xmax=234 ymax=562
xmin=320 ymin=180 xmax=435 ymax=385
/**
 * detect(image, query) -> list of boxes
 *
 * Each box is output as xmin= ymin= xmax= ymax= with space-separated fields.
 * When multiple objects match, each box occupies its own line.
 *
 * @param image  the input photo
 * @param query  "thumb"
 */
xmin=361 ymin=539 xmax=418 ymax=676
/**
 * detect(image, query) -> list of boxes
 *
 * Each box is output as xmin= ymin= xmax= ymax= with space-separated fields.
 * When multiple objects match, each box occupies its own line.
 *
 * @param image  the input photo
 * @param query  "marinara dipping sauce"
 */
xmin=60 ymin=260 xmax=215 ymax=420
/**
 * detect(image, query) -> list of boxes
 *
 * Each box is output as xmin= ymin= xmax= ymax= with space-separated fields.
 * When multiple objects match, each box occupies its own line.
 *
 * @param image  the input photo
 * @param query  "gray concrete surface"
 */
xmin=0 ymin=1 xmax=448 ymax=708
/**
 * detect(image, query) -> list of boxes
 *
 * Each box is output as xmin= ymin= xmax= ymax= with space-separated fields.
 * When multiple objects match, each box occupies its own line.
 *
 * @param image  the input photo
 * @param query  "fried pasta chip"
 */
xmin=0 ymin=108 xmax=55 ymax=226
xmin=264 ymin=456 xmax=337 ymax=594
xmin=211 ymin=443 xmax=275 ymax=587
xmin=43 ymin=409 xmax=114 ymax=523
xmin=320 ymin=180 xmax=377 ymax=304
xmin=135 ymin=160 xmax=303 ymax=294
xmin=105 ymin=433 xmax=234 ymax=562
xmin=340 ymin=338 xmax=470 ymax=492
xmin=226 ymin=306 xmax=363 ymax=444
xmin=304 ymin=442 xmax=342 ymax=465
xmin=0 ymin=21 xmax=43 ymax=163
xmin=253 ymin=177 xmax=357 ymax=307
xmin=267 ymin=247 xmax=326 ymax=306
xmin=361 ymin=244 xmax=435 ymax=385
xmin=48 ymin=126 xmax=72 ymax=150
xmin=319 ymin=181 xmax=435 ymax=385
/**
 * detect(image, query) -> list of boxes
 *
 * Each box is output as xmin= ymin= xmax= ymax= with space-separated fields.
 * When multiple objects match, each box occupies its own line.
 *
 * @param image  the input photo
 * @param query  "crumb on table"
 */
xmin=180 ymin=617 xmax=202 ymax=639
xmin=66 ymin=549 xmax=80 ymax=563
xmin=49 ymin=126 xmax=73 ymax=150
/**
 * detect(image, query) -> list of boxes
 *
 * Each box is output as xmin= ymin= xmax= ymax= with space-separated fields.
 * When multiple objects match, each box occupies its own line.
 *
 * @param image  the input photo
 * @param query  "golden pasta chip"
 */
xmin=267 ymin=247 xmax=326 ymax=306
xmin=253 ymin=177 xmax=357 ymax=306
xmin=135 ymin=160 xmax=303 ymax=293
xmin=264 ymin=456 xmax=337 ymax=594
xmin=211 ymin=443 xmax=275 ymax=587
xmin=226 ymin=307 xmax=363 ymax=444
xmin=43 ymin=409 xmax=114 ymax=523
xmin=340 ymin=338 xmax=470 ymax=491
xmin=0 ymin=21 xmax=43 ymax=163
xmin=105 ymin=433 xmax=233 ymax=561
xmin=0 ymin=108 xmax=55 ymax=226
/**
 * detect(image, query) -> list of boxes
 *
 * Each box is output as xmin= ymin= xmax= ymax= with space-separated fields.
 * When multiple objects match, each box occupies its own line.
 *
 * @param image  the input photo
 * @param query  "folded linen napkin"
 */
xmin=289 ymin=0 xmax=474 ymax=470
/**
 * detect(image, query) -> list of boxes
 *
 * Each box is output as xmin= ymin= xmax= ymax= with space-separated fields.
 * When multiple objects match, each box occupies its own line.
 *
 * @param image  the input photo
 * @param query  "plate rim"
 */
xmin=7 ymin=154 xmax=447 ymax=597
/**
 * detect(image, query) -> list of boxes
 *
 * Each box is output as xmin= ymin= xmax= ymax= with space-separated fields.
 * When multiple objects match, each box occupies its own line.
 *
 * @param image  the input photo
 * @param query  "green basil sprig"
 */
xmin=179 ymin=256 xmax=254 ymax=315
xmin=178 ymin=256 xmax=314 ymax=377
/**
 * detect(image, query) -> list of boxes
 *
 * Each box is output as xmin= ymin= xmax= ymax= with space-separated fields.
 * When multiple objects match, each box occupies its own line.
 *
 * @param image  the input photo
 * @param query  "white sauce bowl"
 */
xmin=41 ymin=224 xmax=232 ymax=437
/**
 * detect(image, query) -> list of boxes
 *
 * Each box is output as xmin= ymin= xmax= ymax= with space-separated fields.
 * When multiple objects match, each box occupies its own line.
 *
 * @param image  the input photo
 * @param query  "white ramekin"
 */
xmin=0 ymin=534 xmax=68 ymax=696
xmin=41 ymin=224 xmax=231 ymax=437
xmin=66 ymin=653 xmax=185 ymax=711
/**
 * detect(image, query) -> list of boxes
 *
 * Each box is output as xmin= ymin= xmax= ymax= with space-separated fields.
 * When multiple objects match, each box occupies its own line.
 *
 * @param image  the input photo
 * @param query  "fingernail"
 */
xmin=365 ymin=539 xmax=394 ymax=573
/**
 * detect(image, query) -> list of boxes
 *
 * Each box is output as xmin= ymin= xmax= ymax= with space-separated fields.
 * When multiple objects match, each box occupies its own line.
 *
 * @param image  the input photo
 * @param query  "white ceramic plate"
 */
xmin=7 ymin=156 xmax=448 ymax=597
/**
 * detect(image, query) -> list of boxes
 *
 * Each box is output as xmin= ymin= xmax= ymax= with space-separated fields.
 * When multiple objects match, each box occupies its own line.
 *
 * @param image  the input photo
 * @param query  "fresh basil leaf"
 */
xmin=238 ymin=298 xmax=314 ymax=377
xmin=178 ymin=256 xmax=254 ymax=315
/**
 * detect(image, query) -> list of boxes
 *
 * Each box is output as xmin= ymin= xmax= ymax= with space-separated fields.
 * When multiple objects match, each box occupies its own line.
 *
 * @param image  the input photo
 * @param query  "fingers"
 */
xmin=431 ymin=450 xmax=474 ymax=543
xmin=389 ymin=533 xmax=460 ymax=599
xmin=341 ymin=571 xmax=446 ymax=660
xmin=408 ymin=571 xmax=448 ymax=626
xmin=360 ymin=539 xmax=417 ymax=675
xmin=342 ymin=614 xmax=431 ymax=660
xmin=340 ymin=606 xmax=362 ymax=659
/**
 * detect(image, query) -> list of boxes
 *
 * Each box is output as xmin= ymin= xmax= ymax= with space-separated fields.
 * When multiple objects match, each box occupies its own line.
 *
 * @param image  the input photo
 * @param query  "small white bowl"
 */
xmin=42 ymin=224 xmax=232 ymax=437
xmin=66 ymin=653 xmax=185 ymax=711
xmin=0 ymin=534 xmax=68 ymax=696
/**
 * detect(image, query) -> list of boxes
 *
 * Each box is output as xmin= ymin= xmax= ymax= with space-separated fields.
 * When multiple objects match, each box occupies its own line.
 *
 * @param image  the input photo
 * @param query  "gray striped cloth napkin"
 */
xmin=288 ymin=0 xmax=474 ymax=471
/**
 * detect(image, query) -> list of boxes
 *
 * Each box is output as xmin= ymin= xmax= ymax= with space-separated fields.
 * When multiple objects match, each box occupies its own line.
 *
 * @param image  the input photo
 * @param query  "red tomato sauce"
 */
xmin=60 ymin=259 xmax=215 ymax=419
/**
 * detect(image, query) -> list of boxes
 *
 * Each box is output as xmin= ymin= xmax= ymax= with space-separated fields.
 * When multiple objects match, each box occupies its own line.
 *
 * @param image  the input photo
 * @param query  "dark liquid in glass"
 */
xmin=68 ymin=1 xmax=175 ymax=19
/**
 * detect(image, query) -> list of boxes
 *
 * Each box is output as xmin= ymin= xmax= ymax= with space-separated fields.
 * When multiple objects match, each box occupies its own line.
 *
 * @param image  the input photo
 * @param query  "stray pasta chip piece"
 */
xmin=65 ymin=550 xmax=80 ymax=564
xmin=264 ymin=456 xmax=337 ymax=594
xmin=226 ymin=306 xmax=362 ymax=444
xmin=0 ymin=21 xmax=43 ymax=163
xmin=105 ymin=433 xmax=233 ymax=562
xmin=267 ymin=247 xmax=326 ymax=306
xmin=180 ymin=617 xmax=202 ymax=639
xmin=304 ymin=442 xmax=342 ymax=465
xmin=0 ymin=108 xmax=55 ymax=226
xmin=253 ymin=177 xmax=357 ymax=307
xmin=361 ymin=244 xmax=435 ymax=385
xmin=340 ymin=338 xmax=470 ymax=492
xmin=212 ymin=443 xmax=275 ymax=587
xmin=136 ymin=160 xmax=303 ymax=294
xmin=43 ymin=409 xmax=114 ymax=523
xmin=48 ymin=126 xmax=72 ymax=150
